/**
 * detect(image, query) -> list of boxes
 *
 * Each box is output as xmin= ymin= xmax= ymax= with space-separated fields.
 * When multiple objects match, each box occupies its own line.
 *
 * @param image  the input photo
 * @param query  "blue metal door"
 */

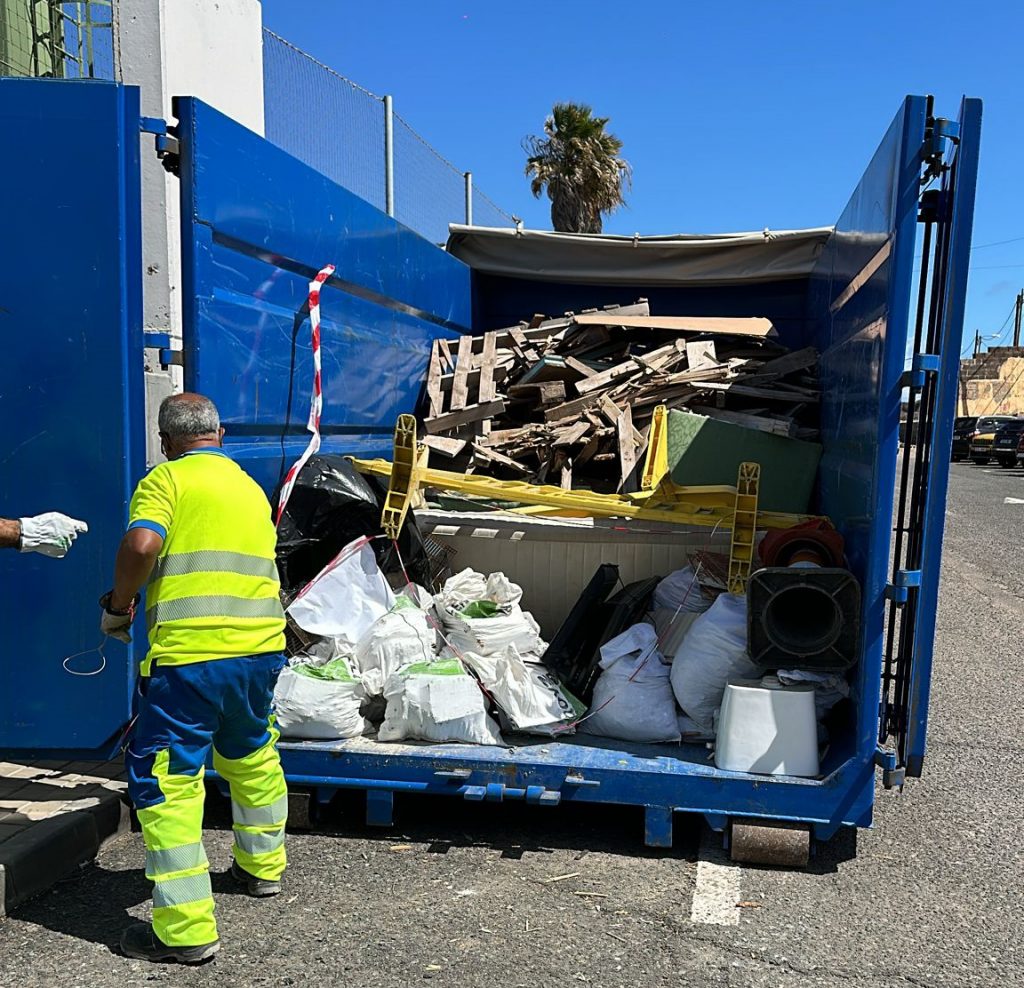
xmin=880 ymin=98 xmax=982 ymax=783
xmin=0 ymin=81 xmax=145 ymax=757
xmin=172 ymin=97 xmax=472 ymax=493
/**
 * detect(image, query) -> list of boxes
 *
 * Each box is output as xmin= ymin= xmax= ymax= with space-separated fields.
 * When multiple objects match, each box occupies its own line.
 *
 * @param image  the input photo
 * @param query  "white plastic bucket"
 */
xmin=714 ymin=677 xmax=819 ymax=777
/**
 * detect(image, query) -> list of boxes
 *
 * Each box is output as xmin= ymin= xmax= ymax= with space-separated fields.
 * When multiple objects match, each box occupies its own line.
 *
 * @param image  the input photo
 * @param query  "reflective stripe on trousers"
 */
xmin=136 ymin=751 xmax=217 ymax=947
xmin=214 ymin=728 xmax=288 ymax=882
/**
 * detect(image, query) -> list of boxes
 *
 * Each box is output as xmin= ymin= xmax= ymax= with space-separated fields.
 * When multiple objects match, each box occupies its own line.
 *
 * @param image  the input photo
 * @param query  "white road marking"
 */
xmin=690 ymin=829 xmax=741 ymax=925
xmin=1004 ymin=497 xmax=1024 ymax=504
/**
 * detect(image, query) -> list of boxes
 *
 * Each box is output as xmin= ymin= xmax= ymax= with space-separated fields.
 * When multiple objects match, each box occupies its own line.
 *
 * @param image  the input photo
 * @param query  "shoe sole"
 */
xmin=122 ymin=941 xmax=221 ymax=964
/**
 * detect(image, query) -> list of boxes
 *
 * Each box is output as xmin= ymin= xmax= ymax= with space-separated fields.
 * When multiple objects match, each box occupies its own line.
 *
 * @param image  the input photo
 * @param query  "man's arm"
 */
xmin=110 ymin=528 xmax=164 ymax=609
xmin=0 ymin=513 xmax=88 ymax=555
xmin=0 ymin=518 xmax=20 ymax=549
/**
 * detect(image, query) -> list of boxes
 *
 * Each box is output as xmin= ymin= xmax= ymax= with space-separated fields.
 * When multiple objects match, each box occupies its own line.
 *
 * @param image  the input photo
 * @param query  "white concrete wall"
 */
xmin=117 ymin=0 xmax=265 ymax=463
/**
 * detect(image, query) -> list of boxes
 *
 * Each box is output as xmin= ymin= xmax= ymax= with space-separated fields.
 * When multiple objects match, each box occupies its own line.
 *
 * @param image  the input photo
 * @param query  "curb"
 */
xmin=0 ymin=794 xmax=129 ymax=917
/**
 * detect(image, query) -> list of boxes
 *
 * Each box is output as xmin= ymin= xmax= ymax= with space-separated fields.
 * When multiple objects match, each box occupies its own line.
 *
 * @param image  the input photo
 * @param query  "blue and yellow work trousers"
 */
xmin=126 ymin=652 xmax=289 ymax=947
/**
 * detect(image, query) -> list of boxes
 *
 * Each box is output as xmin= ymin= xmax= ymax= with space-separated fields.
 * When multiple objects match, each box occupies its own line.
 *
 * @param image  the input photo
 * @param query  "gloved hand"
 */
xmin=99 ymin=592 xmax=138 ymax=644
xmin=18 ymin=512 xmax=88 ymax=558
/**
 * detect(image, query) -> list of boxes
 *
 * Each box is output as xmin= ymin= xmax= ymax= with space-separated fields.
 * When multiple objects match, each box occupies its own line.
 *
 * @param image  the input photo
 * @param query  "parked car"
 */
xmin=951 ymin=416 xmax=978 ymax=461
xmin=992 ymin=419 xmax=1024 ymax=467
xmin=969 ymin=415 xmax=1018 ymax=464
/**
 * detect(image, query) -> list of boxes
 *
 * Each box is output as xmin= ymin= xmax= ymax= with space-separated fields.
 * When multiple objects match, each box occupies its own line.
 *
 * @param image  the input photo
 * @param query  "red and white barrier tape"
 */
xmin=275 ymin=263 xmax=336 ymax=527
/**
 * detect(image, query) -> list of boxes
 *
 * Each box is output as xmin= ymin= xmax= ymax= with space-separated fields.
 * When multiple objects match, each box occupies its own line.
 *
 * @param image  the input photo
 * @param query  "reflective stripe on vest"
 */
xmin=147 ymin=594 xmax=284 ymax=631
xmin=151 ymin=550 xmax=278 ymax=582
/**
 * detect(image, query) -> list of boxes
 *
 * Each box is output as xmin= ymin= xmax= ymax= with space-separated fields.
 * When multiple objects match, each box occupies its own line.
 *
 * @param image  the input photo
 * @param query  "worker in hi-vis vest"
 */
xmin=0 ymin=512 xmax=87 ymax=556
xmin=101 ymin=393 xmax=288 ymax=964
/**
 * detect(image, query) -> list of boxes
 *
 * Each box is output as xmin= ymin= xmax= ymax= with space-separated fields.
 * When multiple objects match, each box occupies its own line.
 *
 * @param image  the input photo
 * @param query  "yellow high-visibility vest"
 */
xmin=128 ymin=449 xmax=285 ymax=674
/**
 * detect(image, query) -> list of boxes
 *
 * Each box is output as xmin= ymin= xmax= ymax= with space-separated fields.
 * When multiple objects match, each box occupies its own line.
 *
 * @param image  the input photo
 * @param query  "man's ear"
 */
xmin=217 ymin=427 xmax=226 ymax=447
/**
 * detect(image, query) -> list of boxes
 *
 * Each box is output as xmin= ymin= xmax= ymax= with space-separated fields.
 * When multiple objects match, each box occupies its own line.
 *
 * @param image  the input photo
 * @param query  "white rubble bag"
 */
xmin=435 ymin=568 xmax=546 ymax=657
xmin=274 ymin=658 xmax=369 ymax=740
xmin=459 ymin=644 xmax=575 ymax=731
xmin=652 ymin=565 xmax=713 ymax=614
xmin=581 ymin=624 xmax=681 ymax=744
xmin=377 ymin=658 xmax=503 ymax=745
xmin=356 ymin=594 xmax=436 ymax=695
xmin=287 ymin=537 xmax=394 ymax=642
xmin=670 ymin=592 xmax=759 ymax=736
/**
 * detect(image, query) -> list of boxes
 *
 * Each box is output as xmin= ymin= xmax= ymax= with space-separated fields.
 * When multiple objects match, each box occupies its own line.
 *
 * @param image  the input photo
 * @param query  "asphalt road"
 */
xmin=1 ymin=460 xmax=1022 ymax=988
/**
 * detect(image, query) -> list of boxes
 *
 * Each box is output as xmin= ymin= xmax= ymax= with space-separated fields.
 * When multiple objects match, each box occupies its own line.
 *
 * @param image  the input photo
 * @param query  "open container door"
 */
xmin=172 ymin=97 xmax=472 ymax=492
xmin=880 ymin=98 xmax=982 ymax=785
xmin=0 ymin=81 xmax=145 ymax=759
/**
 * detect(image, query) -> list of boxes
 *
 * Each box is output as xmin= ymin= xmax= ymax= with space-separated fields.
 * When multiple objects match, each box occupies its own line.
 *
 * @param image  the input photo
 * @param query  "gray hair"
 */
xmin=158 ymin=393 xmax=221 ymax=440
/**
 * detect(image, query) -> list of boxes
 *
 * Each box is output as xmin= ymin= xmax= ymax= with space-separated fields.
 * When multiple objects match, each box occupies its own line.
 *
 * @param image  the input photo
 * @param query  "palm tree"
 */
xmin=524 ymin=102 xmax=631 ymax=234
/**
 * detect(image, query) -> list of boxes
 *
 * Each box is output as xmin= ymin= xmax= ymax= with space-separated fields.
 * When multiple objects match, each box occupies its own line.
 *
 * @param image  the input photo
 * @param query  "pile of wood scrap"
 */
xmin=417 ymin=300 xmax=820 ymax=493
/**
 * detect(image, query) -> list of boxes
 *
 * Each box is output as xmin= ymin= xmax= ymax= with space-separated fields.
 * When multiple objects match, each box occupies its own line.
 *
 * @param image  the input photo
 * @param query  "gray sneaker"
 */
xmin=120 ymin=922 xmax=219 ymax=964
xmin=230 ymin=860 xmax=282 ymax=897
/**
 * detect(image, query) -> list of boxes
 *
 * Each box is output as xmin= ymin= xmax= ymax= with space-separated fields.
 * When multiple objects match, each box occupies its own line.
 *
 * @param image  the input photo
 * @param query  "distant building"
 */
xmin=958 ymin=347 xmax=1024 ymax=416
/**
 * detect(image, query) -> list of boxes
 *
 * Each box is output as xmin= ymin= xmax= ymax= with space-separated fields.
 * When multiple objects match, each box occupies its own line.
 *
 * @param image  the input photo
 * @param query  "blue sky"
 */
xmin=261 ymin=0 xmax=1023 ymax=349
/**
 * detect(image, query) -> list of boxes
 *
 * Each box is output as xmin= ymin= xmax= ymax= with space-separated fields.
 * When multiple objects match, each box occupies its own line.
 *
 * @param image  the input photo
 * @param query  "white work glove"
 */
xmin=99 ymin=592 xmax=138 ymax=644
xmin=18 ymin=512 xmax=89 ymax=558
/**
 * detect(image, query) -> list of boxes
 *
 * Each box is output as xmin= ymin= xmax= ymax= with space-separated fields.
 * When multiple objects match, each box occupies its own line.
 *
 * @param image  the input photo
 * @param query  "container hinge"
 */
xmin=874 ymin=747 xmax=906 ymax=790
xmin=885 ymin=569 xmax=921 ymax=605
xmin=921 ymin=117 xmax=959 ymax=183
xmin=563 ymin=773 xmax=600 ymax=789
xmin=899 ymin=352 xmax=941 ymax=389
xmin=144 ymin=331 xmax=183 ymax=368
xmin=139 ymin=116 xmax=180 ymax=173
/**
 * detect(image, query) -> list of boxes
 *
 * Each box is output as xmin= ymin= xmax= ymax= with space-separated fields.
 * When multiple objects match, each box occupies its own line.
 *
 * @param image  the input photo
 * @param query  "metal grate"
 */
xmin=0 ymin=2 xmax=115 ymax=80
xmin=261 ymin=27 xmax=515 ymax=245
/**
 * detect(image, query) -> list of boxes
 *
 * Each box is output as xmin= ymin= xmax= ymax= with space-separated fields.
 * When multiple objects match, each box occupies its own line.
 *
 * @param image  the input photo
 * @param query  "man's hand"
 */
xmin=99 ymin=591 xmax=137 ymax=644
xmin=19 ymin=512 xmax=88 ymax=558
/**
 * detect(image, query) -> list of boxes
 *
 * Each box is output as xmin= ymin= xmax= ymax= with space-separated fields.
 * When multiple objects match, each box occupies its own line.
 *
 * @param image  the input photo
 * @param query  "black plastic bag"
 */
xmin=274 ymin=454 xmax=432 ymax=594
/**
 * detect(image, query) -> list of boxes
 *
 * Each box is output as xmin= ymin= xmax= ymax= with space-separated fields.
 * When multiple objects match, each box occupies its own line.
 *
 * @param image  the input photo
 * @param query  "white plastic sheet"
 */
xmin=287 ymin=537 xmax=394 ymax=641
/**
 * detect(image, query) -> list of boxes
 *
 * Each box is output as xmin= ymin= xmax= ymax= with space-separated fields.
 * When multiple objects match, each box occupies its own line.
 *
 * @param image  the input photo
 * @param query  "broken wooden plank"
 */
xmin=471 ymin=443 xmax=531 ymax=474
xmin=738 ymin=346 xmax=818 ymax=382
xmin=437 ymin=338 xmax=455 ymax=372
xmin=423 ymin=434 xmax=468 ymax=457
xmin=508 ymin=326 xmax=541 ymax=363
xmin=425 ymin=400 xmax=507 ymax=434
xmin=563 ymin=355 xmax=597 ymax=378
xmin=438 ymin=363 xmax=509 ymax=395
xmin=574 ymin=358 xmax=642 ymax=395
xmin=507 ymin=381 xmax=567 ymax=406
xmin=693 ymin=407 xmax=797 ymax=437
xmin=426 ymin=341 xmax=443 ymax=417
xmin=552 ymin=420 xmax=591 ymax=447
xmin=686 ymin=339 xmax=718 ymax=371
xmin=560 ymin=463 xmax=573 ymax=490
xmin=478 ymin=331 xmax=498 ymax=402
xmin=544 ymin=395 xmax=597 ymax=423
xmin=617 ymin=404 xmax=637 ymax=492
xmin=450 ymin=335 xmax=474 ymax=410
xmin=633 ymin=338 xmax=687 ymax=372
xmin=693 ymin=381 xmax=819 ymax=403
xmin=573 ymin=314 xmax=775 ymax=338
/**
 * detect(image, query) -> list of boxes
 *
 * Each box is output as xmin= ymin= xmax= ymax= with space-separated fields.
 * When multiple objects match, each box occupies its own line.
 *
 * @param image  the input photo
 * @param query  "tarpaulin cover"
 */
xmin=446 ymin=225 xmax=833 ymax=286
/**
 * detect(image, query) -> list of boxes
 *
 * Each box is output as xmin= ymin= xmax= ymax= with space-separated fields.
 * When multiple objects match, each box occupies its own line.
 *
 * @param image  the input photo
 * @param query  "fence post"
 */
xmin=383 ymin=94 xmax=395 ymax=217
xmin=464 ymin=171 xmax=473 ymax=225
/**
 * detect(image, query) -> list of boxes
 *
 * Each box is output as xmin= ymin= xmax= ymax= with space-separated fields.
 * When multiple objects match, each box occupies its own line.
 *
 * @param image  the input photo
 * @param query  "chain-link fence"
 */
xmin=262 ymin=28 xmax=514 ymax=245
xmin=0 ymin=2 xmax=115 ymax=79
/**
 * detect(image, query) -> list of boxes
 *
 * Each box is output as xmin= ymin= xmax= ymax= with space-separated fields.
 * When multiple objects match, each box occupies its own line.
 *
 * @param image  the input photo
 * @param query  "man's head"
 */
xmin=158 ymin=393 xmax=224 ymax=460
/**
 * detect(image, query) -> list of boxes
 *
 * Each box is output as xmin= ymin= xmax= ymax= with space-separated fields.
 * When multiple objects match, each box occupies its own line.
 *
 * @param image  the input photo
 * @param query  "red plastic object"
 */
xmin=759 ymin=519 xmax=845 ymax=568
